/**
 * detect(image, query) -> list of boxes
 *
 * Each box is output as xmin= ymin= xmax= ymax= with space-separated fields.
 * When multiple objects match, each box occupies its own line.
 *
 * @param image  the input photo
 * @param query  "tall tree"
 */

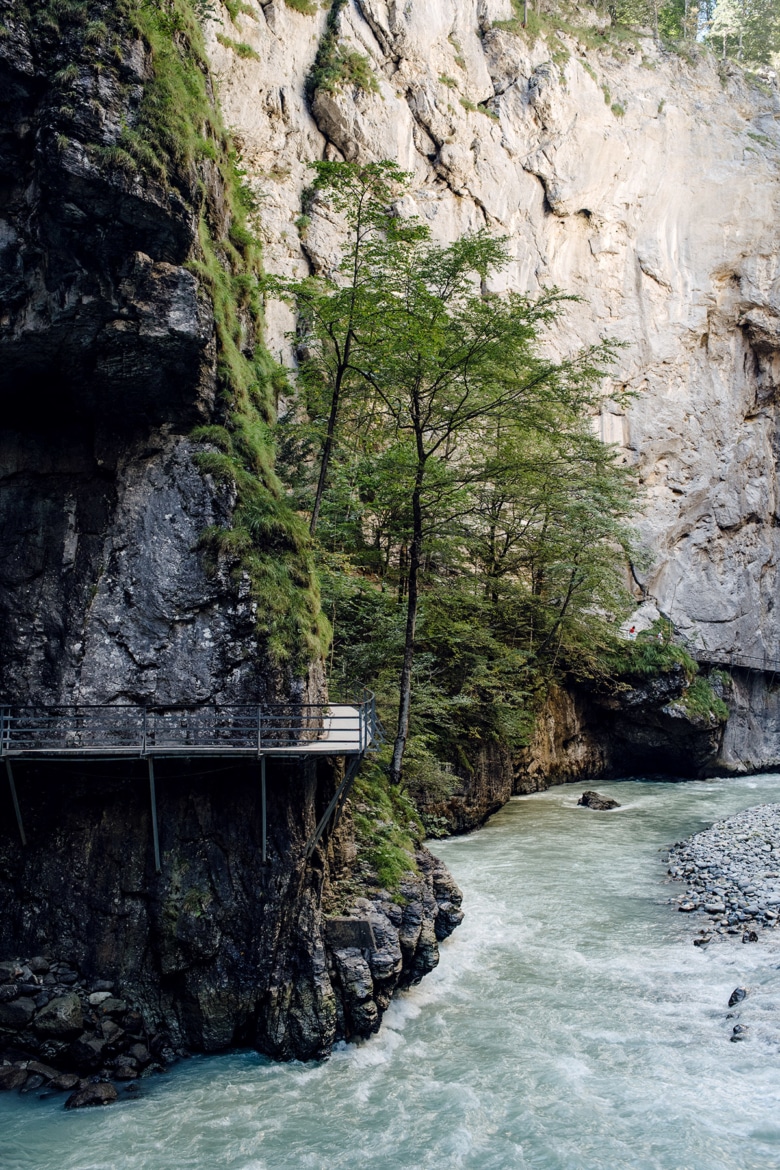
xmin=345 ymin=231 xmax=616 ymax=784
xmin=274 ymin=162 xmax=634 ymax=788
xmin=270 ymin=161 xmax=422 ymax=535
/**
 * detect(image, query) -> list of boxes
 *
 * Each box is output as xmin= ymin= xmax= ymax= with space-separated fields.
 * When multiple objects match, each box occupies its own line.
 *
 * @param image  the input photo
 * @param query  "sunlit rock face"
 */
xmin=206 ymin=0 xmax=780 ymax=665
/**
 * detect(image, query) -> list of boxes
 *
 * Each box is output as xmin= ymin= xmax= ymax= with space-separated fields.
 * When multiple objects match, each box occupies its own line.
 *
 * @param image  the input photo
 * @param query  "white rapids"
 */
xmin=3 ymin=774 xmax=780 ymax=1170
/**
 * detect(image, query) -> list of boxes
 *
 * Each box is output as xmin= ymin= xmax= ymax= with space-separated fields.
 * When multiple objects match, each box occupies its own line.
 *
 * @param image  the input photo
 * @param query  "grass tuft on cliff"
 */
xmin=306 ymin=0 xmax=379 ymax=99
xmin=677 ymin=676 xmax=730 ymax=724
xmin=108 ymin=0 xmax=330 ymax=671
xmin=597 ymin=625 xmax=698 ymax=682
xmin=350 ymin=762 xmax=422 ymax=892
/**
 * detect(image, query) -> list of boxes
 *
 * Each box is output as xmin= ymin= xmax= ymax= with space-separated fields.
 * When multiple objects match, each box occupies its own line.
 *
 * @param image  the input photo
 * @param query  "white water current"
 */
xmin=4 ymin=774 xmax=780 ymax=1170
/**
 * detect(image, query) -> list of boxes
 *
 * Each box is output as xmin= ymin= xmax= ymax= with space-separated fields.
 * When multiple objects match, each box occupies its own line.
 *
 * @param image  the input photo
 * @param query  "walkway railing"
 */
xmin=0 ymin=697 xmax=379 ymax=759
xmin=687 ymin=648 xmax=780 ymax=675
xmin=0 ymin=696 xmax=382 ymax=869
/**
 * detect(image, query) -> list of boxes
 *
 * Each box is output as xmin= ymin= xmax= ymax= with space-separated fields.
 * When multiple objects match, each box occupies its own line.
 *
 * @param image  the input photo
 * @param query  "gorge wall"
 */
xmin=0 ymin=0 xmax=461 ymax=1079
xmin=205 ymin=0 xmax=780 ymax=779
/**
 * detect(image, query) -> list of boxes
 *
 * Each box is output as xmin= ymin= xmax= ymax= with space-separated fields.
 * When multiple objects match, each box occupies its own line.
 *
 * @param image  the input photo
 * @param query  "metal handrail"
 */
xmin=0 ymin=698 xmax=379 ymax=759
xmin=688 ymin=648 xmax=780 ymax=674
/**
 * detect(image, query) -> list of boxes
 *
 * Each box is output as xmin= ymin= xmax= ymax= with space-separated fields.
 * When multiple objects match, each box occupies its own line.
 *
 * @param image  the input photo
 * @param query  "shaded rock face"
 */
xmin=425 ymin=672 xmax=726 ymax=832
xmin=419 ymin=741 xmax=516 ymax=836
xmin=0 ymin=3 xmax=208 ymax=425
xmin=717 ymin=669 xmax=780 ymax=775
xmin=0 ymin=2 xmax=464 ymax=1073
xmin=515 ymin=684 xmax=609 ymax=797
xmin=0 ymin=1 xmax=285 ymax=708
xmin=0 ymin=760 xmax=461 ymax=1066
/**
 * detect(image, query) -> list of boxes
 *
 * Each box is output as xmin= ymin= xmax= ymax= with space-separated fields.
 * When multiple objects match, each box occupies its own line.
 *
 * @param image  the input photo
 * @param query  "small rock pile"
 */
xmin=667 ymin=803 xmax=780 ymax=940
xmin=0 ymin=956 xmax=174 ymax=1108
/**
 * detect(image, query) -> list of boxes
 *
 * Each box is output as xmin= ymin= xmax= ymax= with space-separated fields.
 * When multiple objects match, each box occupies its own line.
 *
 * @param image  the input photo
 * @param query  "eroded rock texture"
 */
xmin=0 ymin=1 xmax=462 ymax=1069
xmin=0 ymin=0 xmax=259 ymax=707
xmin=206 ymin=0 xmax=780 ymax=770
xmin=0 ymin=761 xmax=461 ymax=1066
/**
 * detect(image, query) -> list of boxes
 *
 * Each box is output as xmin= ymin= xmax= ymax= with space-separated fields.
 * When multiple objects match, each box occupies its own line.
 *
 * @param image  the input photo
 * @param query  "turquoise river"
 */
xmin=3 ymin=774 xmax=780 ymax=1170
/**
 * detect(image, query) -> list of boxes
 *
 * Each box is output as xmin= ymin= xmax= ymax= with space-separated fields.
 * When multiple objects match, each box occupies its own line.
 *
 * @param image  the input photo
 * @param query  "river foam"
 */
xmin=3 ymin=774 xmax=780 ymax=1170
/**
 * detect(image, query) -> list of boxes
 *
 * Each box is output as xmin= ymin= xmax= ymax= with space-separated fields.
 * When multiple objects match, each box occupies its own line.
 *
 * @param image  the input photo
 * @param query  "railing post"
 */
xmin=0 ymin=706 xmax=8 ymax=757
xmin=257 ymin=705 xmax=262 ymax=754
xmin=260 ymin=755 xmax=267 ymax=865
xmin=5 ymin=760 xmax=26 ymax=846
xmin=147 ymin=757 xmax=161 ymax=874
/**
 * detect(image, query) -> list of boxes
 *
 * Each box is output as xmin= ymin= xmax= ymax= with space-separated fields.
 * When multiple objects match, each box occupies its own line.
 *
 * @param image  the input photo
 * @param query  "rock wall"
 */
xmin=0 ymin=758 xmax=461 ymax=1079
xmin=0 ymin=0 xmax=280 ymax=708
xmin=717 ymin=669 xmax=780 ymax=774
xmin=206 ymin=0 xmax=780 ymax=768
xmin=0 ymin=0 xmax=463 ymax=1074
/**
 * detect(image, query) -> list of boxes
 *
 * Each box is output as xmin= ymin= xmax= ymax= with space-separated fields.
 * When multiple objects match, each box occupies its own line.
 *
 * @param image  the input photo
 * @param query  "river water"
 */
xmin=4 ymin=774 xmax=780 ymax=1170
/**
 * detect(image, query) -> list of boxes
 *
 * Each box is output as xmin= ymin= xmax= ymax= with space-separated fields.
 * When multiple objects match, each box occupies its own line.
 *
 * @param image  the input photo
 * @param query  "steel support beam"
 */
xmin=304 ymin=754 xmax=362 ymax=860
xmin=5 ymin=759 xmax=26 ymax=845
xmin=147 ymin=757 xmax=161 ymax=874
xmin=261 ymin=755 xmax=267 ymax=865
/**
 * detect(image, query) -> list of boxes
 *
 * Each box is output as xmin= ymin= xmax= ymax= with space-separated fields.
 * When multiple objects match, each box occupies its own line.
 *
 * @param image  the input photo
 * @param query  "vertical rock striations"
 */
xmin=207 ymin=0 xmax=780 ymax=773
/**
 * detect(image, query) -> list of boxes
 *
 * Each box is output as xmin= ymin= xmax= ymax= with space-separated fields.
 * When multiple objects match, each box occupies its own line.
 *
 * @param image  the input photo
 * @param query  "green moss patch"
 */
xmin=116 ymin=0 xmax=328 ymax=671
xmin=349 ymin=763 xmax=422 ymax=892
xmin=306 ymin=0 xmax=379 ymax=98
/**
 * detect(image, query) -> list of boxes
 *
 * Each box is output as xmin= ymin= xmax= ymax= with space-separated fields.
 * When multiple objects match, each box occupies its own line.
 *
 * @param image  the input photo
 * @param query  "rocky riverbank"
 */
xmin=0 ymin=955 xmax=163 ymax=1109
xmin=666 ymin=803 xmax=780 ymax=942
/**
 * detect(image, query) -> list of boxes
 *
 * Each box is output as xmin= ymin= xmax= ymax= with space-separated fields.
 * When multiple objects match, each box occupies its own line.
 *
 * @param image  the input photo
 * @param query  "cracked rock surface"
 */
xmin=207 ymin=0 xmax=780 ymax=771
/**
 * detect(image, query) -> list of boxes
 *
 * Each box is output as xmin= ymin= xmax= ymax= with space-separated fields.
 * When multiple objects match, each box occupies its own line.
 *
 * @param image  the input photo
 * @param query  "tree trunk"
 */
xmin=309 ymin=364 xmax=345 ymax=536
xmin=390 ymin=466 xmax=424 ymax=785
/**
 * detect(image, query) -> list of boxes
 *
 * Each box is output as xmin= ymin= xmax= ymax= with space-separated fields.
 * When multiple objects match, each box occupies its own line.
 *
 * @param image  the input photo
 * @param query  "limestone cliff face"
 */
xmin=207 ymin=0 xmax=780 ymax=770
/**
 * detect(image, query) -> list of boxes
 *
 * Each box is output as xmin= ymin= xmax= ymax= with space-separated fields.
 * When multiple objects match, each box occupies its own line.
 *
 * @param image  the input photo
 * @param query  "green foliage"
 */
xmin=678 ymin=676 xmax=730 ymax=722
xmin=283 ymin=0 xmax=318 ymax=12
xmin=224 ymin=0 xmax=257 ymax=21
xmin=216 ymin=32 xmax=260 ymax=58
xmin=272 ymin=159 xmax=641 ymax=793
xmin=306 ymin=0 xmax=379 ymax=97
xmin=112 ymin=0 xmax=327 ymax=671
xmin=611 ymin=101 xmax=626 ymax=115
xmin=594 ymin=621 xmax=698 ymax=682
xmin=705 ymin=0 xmax=780 ymax=66
xmin=349 ymin=763 xmax=422 ymax=891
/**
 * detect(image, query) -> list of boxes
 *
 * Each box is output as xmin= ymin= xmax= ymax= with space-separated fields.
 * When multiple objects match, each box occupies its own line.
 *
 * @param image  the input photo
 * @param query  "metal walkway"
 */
xmin=0 ymin=697 xmax=381 ymax=869
xmin=690 ymin=648 xmax=780 ymax=676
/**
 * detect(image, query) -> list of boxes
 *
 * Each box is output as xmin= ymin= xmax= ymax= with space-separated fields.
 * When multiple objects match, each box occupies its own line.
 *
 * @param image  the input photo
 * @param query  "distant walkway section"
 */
xmin=688 ymin=648 xmax=780 ymax=676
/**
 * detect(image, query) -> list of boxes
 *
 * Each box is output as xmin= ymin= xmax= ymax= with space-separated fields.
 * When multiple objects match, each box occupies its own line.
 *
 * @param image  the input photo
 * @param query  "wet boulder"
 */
xmin=0 ymin=997 xmax=36 ymax=1029
xmin=577 ymin=791 xmax=621 ymax=811
xmin=0 ymin=1064 xmax=28 ymax=1091
xmin=33 ymin=993 xmax=83 ymax=1040
xmin=65 ymin=1081 xmax=118 ymax=1109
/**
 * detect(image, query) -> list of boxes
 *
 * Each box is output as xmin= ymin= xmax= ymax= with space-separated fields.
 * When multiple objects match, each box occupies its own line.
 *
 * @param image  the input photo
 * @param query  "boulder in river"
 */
xmin=65 ymin=1081 xmax=118 ymax=1110
xmin=728 ymin=987 xmax=748 ymax=1006
xmin=577 ymin=791 xmax=621 ymax=810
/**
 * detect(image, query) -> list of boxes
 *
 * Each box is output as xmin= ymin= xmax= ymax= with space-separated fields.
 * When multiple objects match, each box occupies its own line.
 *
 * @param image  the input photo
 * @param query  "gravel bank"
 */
xmin=667 ymin=803 xmax=780 ymax=940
